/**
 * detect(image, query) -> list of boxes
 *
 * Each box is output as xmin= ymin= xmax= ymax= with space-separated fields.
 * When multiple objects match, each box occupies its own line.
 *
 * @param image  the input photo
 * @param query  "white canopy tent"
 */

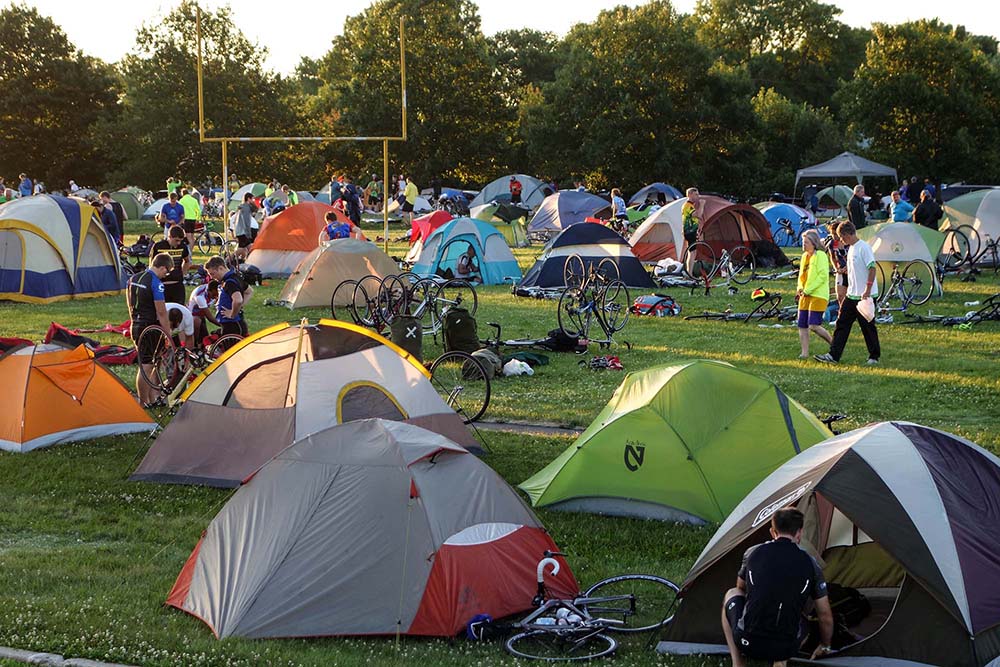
xmin=795 ymin=152 xmax=898 ymax=191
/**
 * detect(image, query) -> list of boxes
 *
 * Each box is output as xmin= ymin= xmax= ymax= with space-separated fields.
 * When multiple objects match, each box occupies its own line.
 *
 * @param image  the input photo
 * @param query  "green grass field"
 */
xmin=0 ymin=219 xmax=997 ymax=666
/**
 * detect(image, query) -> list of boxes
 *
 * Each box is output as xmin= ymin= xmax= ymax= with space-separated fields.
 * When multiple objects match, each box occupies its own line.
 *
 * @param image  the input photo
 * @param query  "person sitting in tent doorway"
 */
xmin=127 ymin=253 xmax=174 ymax=408
xmin=456 ymin=244 xmax=479 ymax=283
xmin=319 ymin=211 xmax=354 ymax=245
xmin=722 ymin=507 xmax=834 ymax=667
xmin=682 ymin=187 xmax=703 ymax=243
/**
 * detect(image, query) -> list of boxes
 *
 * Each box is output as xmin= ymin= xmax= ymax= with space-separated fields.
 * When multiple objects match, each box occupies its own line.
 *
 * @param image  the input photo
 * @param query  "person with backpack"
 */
xmin=722 ymin=508 xmax=834 ymax=667
xmin=319 ymin=211 xmax=354 ymax=244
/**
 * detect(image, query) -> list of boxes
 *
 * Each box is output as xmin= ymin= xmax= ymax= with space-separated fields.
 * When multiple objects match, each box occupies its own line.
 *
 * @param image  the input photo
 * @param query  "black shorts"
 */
xmin=401 ymin=201 xmax=414 ymax=213
xmin=510 ymin=193 xmax=521 ymax=204
xmin=163 ymin=282 xmax=186 ymax=305
xmin=237 ymin=234 xmax=252 ymax=248
xmin=131 ymin=321 xmax=158 ymax=364
xmin=725 ymin=595 xmax=800 ymax=661
xmin=221 ymin=320 xmax=248 ymax=337
xmin=183 ymin=219 xmax=197 ymax=234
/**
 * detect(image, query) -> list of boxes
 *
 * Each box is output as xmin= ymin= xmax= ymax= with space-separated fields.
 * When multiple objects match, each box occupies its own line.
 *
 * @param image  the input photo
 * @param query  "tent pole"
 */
xmin=383 ymin=139 xmax=390 ymax=254
xmin=221 ymin=141 xmax=228 ymax=240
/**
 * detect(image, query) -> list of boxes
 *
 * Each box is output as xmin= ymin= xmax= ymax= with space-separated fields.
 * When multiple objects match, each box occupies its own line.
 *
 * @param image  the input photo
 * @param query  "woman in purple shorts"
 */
xmin=796 ymin=229 xmax=834 ymax=358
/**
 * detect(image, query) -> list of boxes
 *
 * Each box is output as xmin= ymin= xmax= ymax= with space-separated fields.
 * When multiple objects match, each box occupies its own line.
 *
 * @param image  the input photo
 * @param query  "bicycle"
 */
xmin=683 ymin=292 xmax=795 ymax=324
xmin=427 ymin=350 xmax=491 ymax=423
xmin=151 ymin=219 xmax=226 ymax=255
xmin=678 ymin=242 xmax=755 ymax=294
xmin=821 ymin=414 xmax=847 ymax=435
xmin=772 ymin=215 xmax=819 ymax=247
xmin=902 ymin=293 xmax=1000 ymax=328
xmin=495 ymin=552 xmax=679 ymax=661
xmin=558 ymin=256 xmax=630 ymax=347
xmin=135 ymin=325 xmax=243 ymax=404
xmin=331 ymin=275 xmax=478 ymax=337
xmin=876 ymin=260 xmax=934 ymax=314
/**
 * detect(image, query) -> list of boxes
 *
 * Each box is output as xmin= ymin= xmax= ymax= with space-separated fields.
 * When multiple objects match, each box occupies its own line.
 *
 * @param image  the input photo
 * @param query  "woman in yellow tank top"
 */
xmin=796 ymin=229 xmax=834 ymax=358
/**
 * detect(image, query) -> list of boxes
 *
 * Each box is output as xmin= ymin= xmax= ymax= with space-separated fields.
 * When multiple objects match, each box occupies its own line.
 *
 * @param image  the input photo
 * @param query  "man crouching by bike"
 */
xmin=205 ymin=256 xmax=252 ymax=338
xmin=721 ymin=507 xmax=834 ymax=667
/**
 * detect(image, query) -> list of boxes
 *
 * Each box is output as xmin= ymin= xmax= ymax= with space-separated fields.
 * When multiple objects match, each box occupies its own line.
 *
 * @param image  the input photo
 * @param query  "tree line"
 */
xmin=2 ymin=0 xmax=998 ymax=200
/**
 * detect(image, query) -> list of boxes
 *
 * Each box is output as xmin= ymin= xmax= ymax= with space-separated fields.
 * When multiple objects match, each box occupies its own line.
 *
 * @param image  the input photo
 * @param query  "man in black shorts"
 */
xmin=148 ymin=225 xmax=191 ymax=305
xmin=722 ymin=507 xmax=834 ymax=667
xmin=126 ymin=253 xmax=174 ymax=407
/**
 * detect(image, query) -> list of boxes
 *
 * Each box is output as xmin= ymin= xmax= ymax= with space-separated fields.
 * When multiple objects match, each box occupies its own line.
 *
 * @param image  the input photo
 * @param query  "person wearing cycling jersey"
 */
xmin=127 ymin=253 xmax=174 ymax=406
xmin=319 ymin=211 xmax=354 ymax=244
xmin=206 ymin=256 xmax=251 ymax=337
xmin=166 ymin=303 xmax=195 ymax=349
xmin=178 ymin=188 xmax=202 ymax=247
xmin=509 ymin=176 xmax=523 ymax=204
xmin=188 ymin=280 xmax=220 ymax=347
xmin=682 ymin=188 xmax=703 ymax=243
xmin=148 ymin=225 xmax=191 ymax=305
xmin=723 ymin=508 xmax=834 ymax=667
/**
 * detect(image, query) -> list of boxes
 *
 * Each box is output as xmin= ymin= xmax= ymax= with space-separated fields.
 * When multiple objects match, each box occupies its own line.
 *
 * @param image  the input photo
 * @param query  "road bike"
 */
xmin=558 ymin=255 xmax=630 ymax=346
xmin=876 ymin=260 xmax=934 ymax=314
xmin=135 ymin=325 xmax=243 ymax=407
xmin=683 ymin=291 xmax=795 ymax=323
xmin=772 ymin=215 xmax=821 ymax=247
xmin=677 ymin=242 xmax=755 ymax=293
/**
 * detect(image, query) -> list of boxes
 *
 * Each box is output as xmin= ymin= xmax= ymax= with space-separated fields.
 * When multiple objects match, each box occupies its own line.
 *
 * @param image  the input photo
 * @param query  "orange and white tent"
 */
xmin=0 ymin=344 xmax=154 ymax=453
xmin=246 ymin=202 xmax=362 ymax=277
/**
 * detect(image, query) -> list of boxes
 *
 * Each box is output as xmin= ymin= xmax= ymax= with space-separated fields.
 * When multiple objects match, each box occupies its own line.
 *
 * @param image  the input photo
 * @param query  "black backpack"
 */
xmin=443 ymin=307 xmax=479 ymax=353
xmin=741 ymin=540 xmax=817 ymax=653
xmin=390 ymin=315 xmax=423 ymax=362
xmin=538 ymin=328 xmax=588 ymax=353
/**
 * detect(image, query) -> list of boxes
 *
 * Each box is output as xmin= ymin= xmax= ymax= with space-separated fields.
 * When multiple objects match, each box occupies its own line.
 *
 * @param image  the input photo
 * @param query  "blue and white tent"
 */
xmin=0 ymin=195 xmax=124 ymax=303
xmin=518 ymin=223 xmax=654 ymax=290
xmin=756 ymin=202 xmax=825 ymax=246
xmin=629 ymin=183 xmax=683 ymax=206
xmin=527 ymin=191 xmax=610 ymax=236
xmin=411 ymin=217 xmax=522 ymax=285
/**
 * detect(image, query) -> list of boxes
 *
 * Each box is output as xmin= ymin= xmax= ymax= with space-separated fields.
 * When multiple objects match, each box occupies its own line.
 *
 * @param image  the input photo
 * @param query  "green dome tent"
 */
xmin=111 ymin=191 xmax=142 ymax=221
xmin=519 ymin=360 xmax=830 ymax=524
xmin=816 ymin=185 xmax=854 ymax=216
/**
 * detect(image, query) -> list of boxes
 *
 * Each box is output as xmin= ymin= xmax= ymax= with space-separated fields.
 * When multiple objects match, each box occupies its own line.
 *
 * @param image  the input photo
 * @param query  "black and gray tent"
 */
xmin=517 ymin=223 xmax=654 ymax=290
xmin=658 ymin=421 xmax=1000 ymax=667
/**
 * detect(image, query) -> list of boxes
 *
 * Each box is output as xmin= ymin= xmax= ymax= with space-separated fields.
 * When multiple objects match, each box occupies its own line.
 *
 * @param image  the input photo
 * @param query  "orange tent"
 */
xmin=247 ymin=202 xmax=363 ymax=276
xmin=0 ymin=344 xmax=154 ymax=453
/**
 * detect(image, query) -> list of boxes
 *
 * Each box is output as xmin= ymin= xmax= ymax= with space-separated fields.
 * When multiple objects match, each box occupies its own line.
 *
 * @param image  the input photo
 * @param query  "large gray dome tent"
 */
xmin=470 ymin=174 xmax=549 ymax=210
xmin=658 ymin=421 xmax=1000 ymax=667
xmin=527 ymin=190 xmax=610 ymax=237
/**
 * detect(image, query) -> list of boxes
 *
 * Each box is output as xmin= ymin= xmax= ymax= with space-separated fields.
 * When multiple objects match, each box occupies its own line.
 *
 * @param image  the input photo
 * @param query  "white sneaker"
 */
xmin=866 ymin=358 xmax=879 ymax=365
xmin=814 ymin=353 xmax=837 ymax=364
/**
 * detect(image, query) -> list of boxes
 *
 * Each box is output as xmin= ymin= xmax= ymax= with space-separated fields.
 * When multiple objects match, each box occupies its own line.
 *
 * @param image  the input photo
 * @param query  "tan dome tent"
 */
xmin=278 ymin=239 xmax=397 ymax=309
xmin=131 ymin=320 xmax=479 ymax=486
xmin=166 ymin=419 xmax=578 ymax=639
xmin=658 ymin=422 xmax=1000 ymax=667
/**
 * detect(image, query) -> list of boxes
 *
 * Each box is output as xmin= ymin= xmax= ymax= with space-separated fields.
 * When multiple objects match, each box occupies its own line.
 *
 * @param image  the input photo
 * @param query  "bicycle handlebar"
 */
xmin=537 ymin=557 xmax=560 ymax=584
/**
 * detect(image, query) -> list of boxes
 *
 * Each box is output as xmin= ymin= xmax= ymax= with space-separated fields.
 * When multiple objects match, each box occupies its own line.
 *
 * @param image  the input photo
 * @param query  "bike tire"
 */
xmin=137 ymin=325 xmax=182 ymax=392
xmin=682 ymin=242 xmax=717 ymax=286
xmin=331 ymin=279 xmax=360 ymax=322
xmin=563 ymin=254 xmax=586 ymax=290
xmin=411 ymin=277 xmax=442 ymax=335
xmin=505 ymin=630 xmax=617 ymax=662
xmin=728 ymin=245 xmax=756 ymax=285
xmin=957 ymin=224 xmax=981 ymax=262
xmin=429 ymin=351 xmax=491 ymax=423
xmin=557 ymin=287 xmax=587 ymax=338
xmin=207 ymin=333 xmax=243 ymax=361
xmin=598 ymin=280 xmax=630 ymax=332
xmin=353 ymin=275 xmax=384 ymax=328
xmin=902 ymin=259 xmax=934 ymax=306
xmin=378 ymin=274 xmax=408 ymax=324
xmin=437 ymin=279 xmax=478 ymax=319
xmin=597 ymin=257 xmax=620 ymax=285
xmin=197 ymin=231 xmax=226 ymax=255
xmin=875 ymin=263 xmax=889 ymax=301
xmin=773 ymin=227 xmax=793 ymax=248
xmin=581 ymin=574 xmax=681 ymax=633
xmin=939 ymin=229 xmax=970 ymax=270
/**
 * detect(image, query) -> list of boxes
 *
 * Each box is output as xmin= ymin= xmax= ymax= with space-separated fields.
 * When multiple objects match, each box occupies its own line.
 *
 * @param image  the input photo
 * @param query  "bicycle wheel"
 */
xmin=353 ymin=275 xmax=384 ymax=327
xmin=557 ymin=287 xmax=588 ymax=338
xmin=875 ymin=263 xmax=889 ymax=299
xmin=411 ymin=278 xmax=441 ymax=335
xmin=727 ymin=246 xmax=756 ymax=284
xmin=744 ymin=296 xmax=779 ymax=323
xmin=581 ymin=574 xmax=680 ymax=632
xmin=939 ymin=228 xmax=970 ymax=270
xmin=682 ymin=242 xmax=717 ymax=284
xmin=505 ymin=630 xmax=617 ymax=661
xmin=378 ymin=275 xmax=409 ymax=324
xmin=957 ymin=224 xmax=981 ymax=261
xmin=137 ymin=325 xmax=182 ymax=392
xmin=197 ymin=231 xmax=225 ymax=255
xmin=429 ymin=351 xmax=491 ymax=423
xmin=598 ymin=280 xmax=630 ymax=332
xmin=563 ymin=254 xmax=586 ymax=290
xmin=773 ymin=227 xmax=793 ymax=248
xmin=902 ymin=259 xmax=934 ymax=306
xmin=207 ymin=334 xmax=243 ymax=361
xmin=597 ymin=257 xmax=620 ymax=284
xmin=436 ymin=279 xmax=478 ymax=319
xmin=331 ymin=279 xmax=361 ymax=322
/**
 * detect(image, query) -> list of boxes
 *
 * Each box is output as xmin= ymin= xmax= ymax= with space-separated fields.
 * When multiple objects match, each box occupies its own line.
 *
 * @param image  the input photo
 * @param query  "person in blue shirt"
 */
xmin=206 ymin=256 xmax=252 ymax=337
xmin=318 ymin=211 xmax=354 ymax=244
xmin=923 ymin=178 xmax=936 ymax=198
xmin=156 ymin=191 xmax=186 ymax=231
xmin=95 ymin=198 xmax=121 ymax=245
xmin=889 ymin=190 xmax=914 ymax=222
xmin=18 ymin=173 xmax=32 ymax=198
xmin=610 ymin=187 xmax=629 ymax=234
xmin=126 ymin=253 xmax=174 ymax=406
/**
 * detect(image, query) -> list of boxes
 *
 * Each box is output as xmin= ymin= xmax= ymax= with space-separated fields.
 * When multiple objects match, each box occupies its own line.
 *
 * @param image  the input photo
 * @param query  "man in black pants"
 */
xmin=722 ymin=508 xmax=834 ymax=667
xmin=815 ymin=222 xmax=880 ymax=365
xmin=847 ymin=184 xmax=866 ymax=230
xmin=148 ymin=225 xmax=191 ymax=305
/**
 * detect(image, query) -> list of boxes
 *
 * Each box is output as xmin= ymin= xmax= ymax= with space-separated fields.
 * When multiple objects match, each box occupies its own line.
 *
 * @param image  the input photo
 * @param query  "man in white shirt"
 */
xmin=166 ymin=302 xmax=195 ymax=349
xmin=815 ymin=222 xmax=881 ymax=365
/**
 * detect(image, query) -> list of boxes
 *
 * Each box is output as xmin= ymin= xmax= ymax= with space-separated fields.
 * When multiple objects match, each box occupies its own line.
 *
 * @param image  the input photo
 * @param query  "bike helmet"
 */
xmin=750 ymin=287 xmax=769 ymax=301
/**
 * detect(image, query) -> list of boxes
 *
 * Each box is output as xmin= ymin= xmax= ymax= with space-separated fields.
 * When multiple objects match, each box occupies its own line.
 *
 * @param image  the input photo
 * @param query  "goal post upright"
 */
xmin=195 ymin=8 xmax=407 ymax=251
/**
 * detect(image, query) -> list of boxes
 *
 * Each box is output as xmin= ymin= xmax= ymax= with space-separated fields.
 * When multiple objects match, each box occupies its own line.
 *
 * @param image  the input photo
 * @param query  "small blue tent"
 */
xmin=411 ymin=217 xmax=522 ymax=285
xmin=527 ymin=191 xmax=610 ymax=235
xmin=756 ymin=202 xmax=826 ymax=247
xmin=629 ymin=183 xmax=683 ymax=206
xmin=518 ymin=223 xmax=654 ymax=290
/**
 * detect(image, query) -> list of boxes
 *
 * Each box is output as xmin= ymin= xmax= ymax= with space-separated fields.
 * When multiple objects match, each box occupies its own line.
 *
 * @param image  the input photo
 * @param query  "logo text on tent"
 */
xmin=624 ymin=441 xmax=646 ymax=472
xmin=751 ymin=482 xmax=812 ymax=528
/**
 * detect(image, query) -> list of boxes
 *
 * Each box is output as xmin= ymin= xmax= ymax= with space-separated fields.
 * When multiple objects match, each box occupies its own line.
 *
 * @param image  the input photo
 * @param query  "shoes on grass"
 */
xmin=867 ymin=358 xmax=879 ymax=365
xmin=814 ymin=353 xmax=837 ymax=364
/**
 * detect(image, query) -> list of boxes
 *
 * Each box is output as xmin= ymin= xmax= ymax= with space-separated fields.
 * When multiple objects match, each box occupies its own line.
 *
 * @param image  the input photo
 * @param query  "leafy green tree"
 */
xmin=751 ymin=87 xmax=844 ymax=193
xmin=519 ymin=2 xmax=763 ymax=195
xmin=489 ymin=29 xmax=562 ymax=94
xmin=308 ymin=0 xmax=508 ymax=186
xmin=837 ymin=20 xmax=1000 ymax=183
xmin=101 ymin=1 xmax=302 ymax=188
xmin=0 ymin=3 xmax=119 ymax=190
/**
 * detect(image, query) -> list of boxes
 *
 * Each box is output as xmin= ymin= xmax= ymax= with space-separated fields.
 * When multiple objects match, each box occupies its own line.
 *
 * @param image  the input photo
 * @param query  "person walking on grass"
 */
xmin=815 ymin=221 xmax=880 ymax=365
xmin=796 ymin=229 xmax=833 ymax=358
xmin=848 ymin=184 xmax=866 ymax=229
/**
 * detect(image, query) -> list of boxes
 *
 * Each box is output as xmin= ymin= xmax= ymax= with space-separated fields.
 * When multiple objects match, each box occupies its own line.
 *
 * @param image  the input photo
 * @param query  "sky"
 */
xmin=25 ymin=0 xmax=1000 ymax=75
